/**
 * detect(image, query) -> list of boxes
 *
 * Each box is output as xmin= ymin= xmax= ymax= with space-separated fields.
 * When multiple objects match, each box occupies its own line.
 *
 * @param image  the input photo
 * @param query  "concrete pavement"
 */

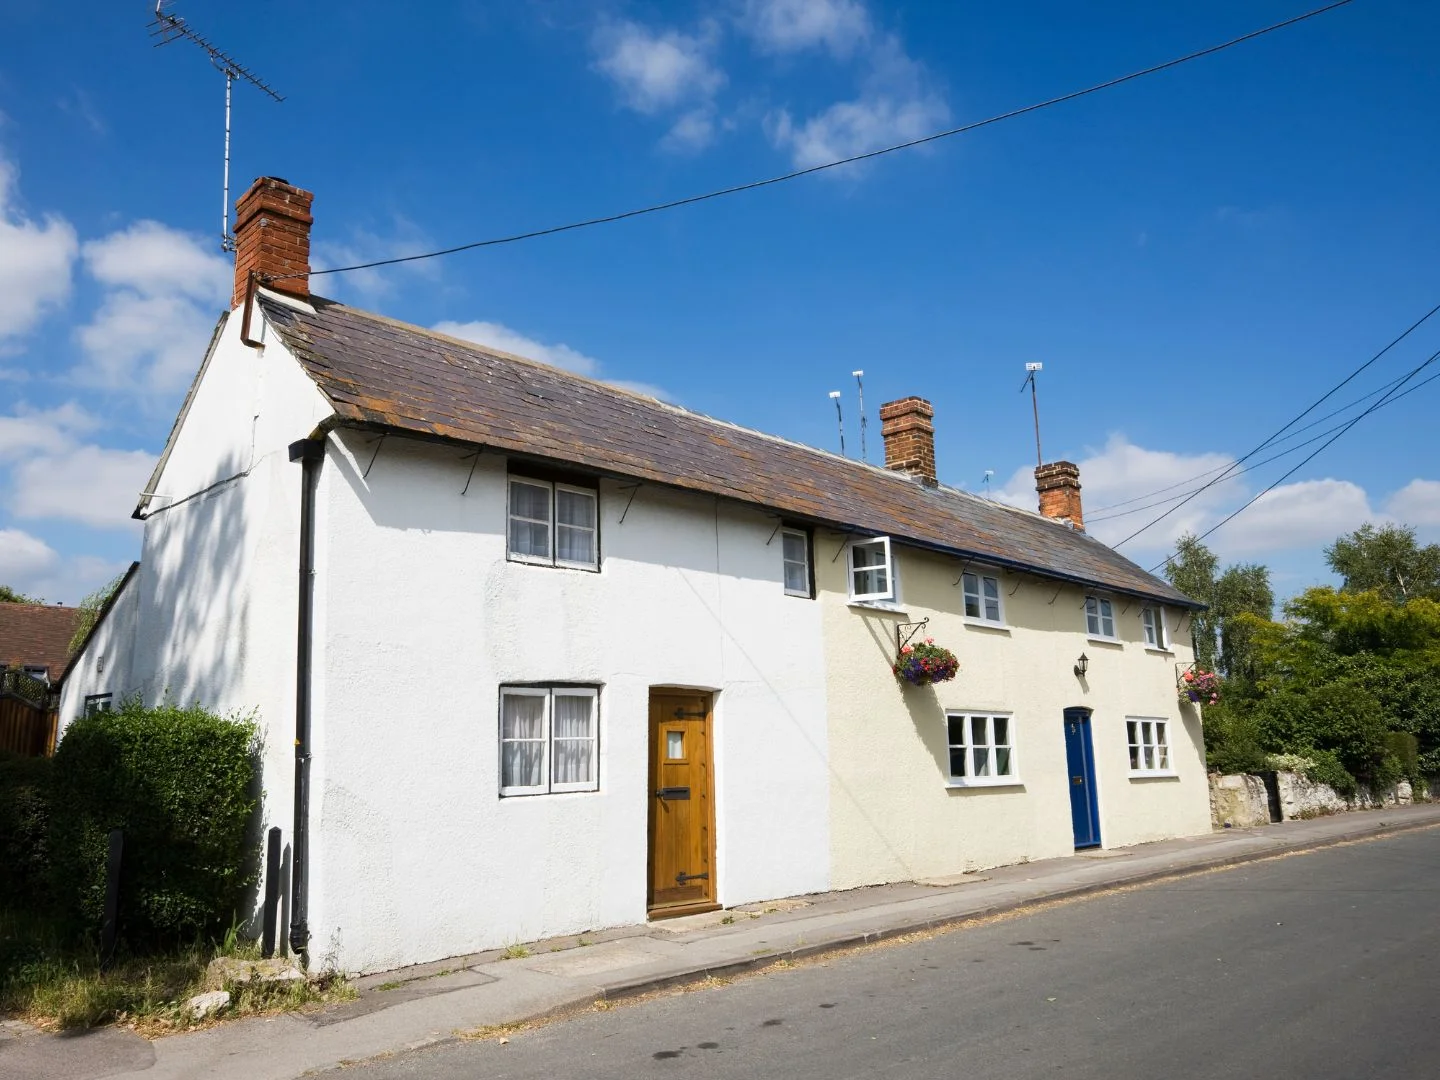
xmin=6 ymin=802 xmax=1439 ymax=1080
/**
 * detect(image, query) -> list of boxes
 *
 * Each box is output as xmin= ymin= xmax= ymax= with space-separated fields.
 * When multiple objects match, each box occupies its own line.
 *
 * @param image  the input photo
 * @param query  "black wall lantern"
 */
xmin=1074 ymin=653 xmax=1089 ymax=678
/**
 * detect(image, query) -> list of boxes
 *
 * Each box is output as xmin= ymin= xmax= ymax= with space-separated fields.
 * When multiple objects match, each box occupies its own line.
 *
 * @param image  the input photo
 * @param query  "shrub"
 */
xmin=0 ymin=752 xmax=52 ymax=908
xmin=1200 ymin=700 xmax=1269 ymax=775
xmin=1254 ymin=682 xmax=1390 ymax=786
xmin=1299 ymin=747 xmax=1357 ymax=797
xmin=48 ymin=700 xmax=260 ymax=950
xmin=1385 ymin=731 xmax=1420 ymax=781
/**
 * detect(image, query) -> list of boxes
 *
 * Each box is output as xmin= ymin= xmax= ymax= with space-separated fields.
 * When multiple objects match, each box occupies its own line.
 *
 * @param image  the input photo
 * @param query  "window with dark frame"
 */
xmin=83 ymin=693 xmax=113 ymax=717
xmin=781 ymin=527 xmax=812 ymax=598
xmin=507 ymin=476 xmax=598 ymax=570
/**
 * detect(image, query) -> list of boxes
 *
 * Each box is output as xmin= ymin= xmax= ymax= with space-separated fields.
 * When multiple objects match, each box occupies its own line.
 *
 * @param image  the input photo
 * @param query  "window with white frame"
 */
xmin=499 ymin=686 xmax=600 ymax=796
xmin=1127 ymin=718 xmax=1171 ymax=774
xmin=83 ymin=693 xmax=112 ymax=717
xmin=507 ymin=477 xmax=598 ymax=570
xmin=849 ymin=536 xmax=895 ymax=603
xmin=946 ymin=712 xmax=1017 ymax=785
xmin=1142 ymin=606 xmax=1168 ymax=650
xmin=962 ymin=572 xmax=1003 ymax=624
xmin=781 ymin=527 xmax=812 ymax=598
xmin=1085 ymin=595 xmax=1116 ymax=639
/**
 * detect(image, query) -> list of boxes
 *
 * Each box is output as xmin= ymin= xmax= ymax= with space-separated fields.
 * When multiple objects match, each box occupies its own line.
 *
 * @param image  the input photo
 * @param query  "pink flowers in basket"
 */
xmin=893 ymin=637 xmax=960 ymax=686
xmin=1180 ymin=667 xmax=1221 ymax=706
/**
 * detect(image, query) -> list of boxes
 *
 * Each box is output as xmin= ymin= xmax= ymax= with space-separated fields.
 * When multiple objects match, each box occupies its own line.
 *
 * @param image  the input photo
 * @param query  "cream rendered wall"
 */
xmin=58 ymin=302 xmax=335 ymax=939
xmin=307 ymin=433 xmax=829 ymax=974
xmin=821 ymin=528 xmax=1211 ymax=892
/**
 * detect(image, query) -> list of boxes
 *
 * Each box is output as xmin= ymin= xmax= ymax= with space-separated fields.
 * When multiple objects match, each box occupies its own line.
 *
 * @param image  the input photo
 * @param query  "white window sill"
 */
xmin=848 ymin=599 xmax=905 ymax=613
xmin=946 ymin=777 xmax=1024 ymax=789
xmin=1144 ymin=646 xmax=1175 ymax=656
xmin=1087 ymin=636 xmax=1124 ymax=647
xmin=963 ymin=618 xmax=1010 ymax=633
xmin=1128 ymin=770 xmax=1178 ymax=779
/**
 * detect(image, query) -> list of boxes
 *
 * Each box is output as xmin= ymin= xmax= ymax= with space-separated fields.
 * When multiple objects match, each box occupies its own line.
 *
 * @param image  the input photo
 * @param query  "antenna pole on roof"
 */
xmin=150 ymin=1 xmax=283 ymax=252
xmin=1020 ymin=362 xmax=1044 ymax=467
xmin=852 ymin=370 xmax=867 ymax=461
xmin=829 ymin=390 xmax=846 ymax=457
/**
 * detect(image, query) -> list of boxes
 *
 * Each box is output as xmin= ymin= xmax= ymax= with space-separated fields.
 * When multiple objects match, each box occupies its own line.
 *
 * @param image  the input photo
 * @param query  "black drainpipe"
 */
xmin=287 ymin=437 xmax=325 ymax=964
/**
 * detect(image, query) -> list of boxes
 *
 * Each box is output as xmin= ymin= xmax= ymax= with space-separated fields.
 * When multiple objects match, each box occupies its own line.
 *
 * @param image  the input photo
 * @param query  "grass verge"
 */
xmin=0 ymin=908 xmax=353 ymax=1034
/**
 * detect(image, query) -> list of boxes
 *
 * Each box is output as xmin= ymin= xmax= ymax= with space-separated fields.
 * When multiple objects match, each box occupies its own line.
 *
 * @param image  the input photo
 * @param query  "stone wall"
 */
xmin=1210 ymin=772 xmax=1417 ymax=828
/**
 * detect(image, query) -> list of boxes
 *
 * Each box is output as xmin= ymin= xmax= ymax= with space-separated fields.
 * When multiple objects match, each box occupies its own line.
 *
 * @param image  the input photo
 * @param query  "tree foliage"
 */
xmin=66 ymin=570 xmax=127 ymax=656
xmin=1325 ymin=523 xmax=1440 ymax=603
xmin=0 ymin=585 xmax=43 ymax=604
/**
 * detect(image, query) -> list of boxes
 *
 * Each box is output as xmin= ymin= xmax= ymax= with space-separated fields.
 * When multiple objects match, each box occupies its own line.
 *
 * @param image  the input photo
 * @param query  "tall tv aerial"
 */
xmin=1019 ymin=362 xmax=1044 ymax=467
xmin=150 ymin=1 xmax=284 ymax=252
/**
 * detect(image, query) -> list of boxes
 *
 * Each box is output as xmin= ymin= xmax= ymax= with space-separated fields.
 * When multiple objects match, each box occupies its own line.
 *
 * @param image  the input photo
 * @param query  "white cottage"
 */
xmin=61 ymin=177 xmax=1208 ymax=974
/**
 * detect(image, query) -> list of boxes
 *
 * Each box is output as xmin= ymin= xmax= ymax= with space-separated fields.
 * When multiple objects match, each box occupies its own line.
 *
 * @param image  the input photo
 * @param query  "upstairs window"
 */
xmin=848 ymin=536 xmax=895 ymax=603
xmin=962 ymin=572 xmax=1003 ymax=624
xmin=1127 ymin=718 xmax=1171 ymax=775
xmin=1142 ymin=606 xmax=1168 ymax=649
xmin=781 ymin=527 xmax=813 ymax=598
xmin=947 ymin=713 xmax=1017 ymax=785
xmin=508 ymin=477 xmax=598 ymax=571
xmin=1085 ymin=595 xmax=1116 ymax=639
xmin=500 ymin=686 xmax=600 ymax=796
xmin=84 ymin=693 xmax=113 ymax=716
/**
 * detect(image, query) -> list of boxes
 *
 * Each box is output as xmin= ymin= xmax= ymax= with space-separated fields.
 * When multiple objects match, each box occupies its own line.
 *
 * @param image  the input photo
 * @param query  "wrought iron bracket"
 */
xmin=896 ymin=618 xmax=930 ymax=654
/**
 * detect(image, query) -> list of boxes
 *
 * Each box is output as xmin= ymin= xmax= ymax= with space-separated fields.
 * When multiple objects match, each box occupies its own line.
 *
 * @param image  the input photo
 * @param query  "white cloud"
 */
xmin=0 ymin=530 xmax=128 ymax=605
xmin=83 ymin=220 xmax=230 ymax=301
xmin=663 ymin=107 xmax=720 ymax=153
xmin=0 ymin=527 xmax=58 ymax=583
xmin=766 ymin=34 xmax=948 ymax=170
xmin=10 ymin=444 xmax=155 ymax=529
xmin=593 ymin=20 xmax=725 ymax=116
xmin=1215 ymin=479 xmax=1374 ymax=555
xmin=740 ymin=0 xmax=870 ymax=57
xmin=312 ymin=218 xmax=437 ymax=301
xmin=74 ymin=222 xmax=230 ymax=394
xmin=0 ymin=402 xmax=97 ymax=461
xmin=1385 ymin=479 xmax=1440 ymax=530
xmin=0 ymin=157 xmax=78 ymax=340
xmin=432 ymin=319 xmax=671 ymax=402
xmin=997 ymin=434 xmax=1239 ymax=552
xmin=434 ymin=320 xmax=601 ymax=377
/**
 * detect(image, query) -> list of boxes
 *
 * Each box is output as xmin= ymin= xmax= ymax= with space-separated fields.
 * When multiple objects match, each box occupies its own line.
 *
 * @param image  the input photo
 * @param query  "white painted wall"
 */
xmin=821 ymin=532 xmax=1212 ymax=891
xmin=307 ymin=434 xmax=830 ymax=973
xmin=59 ymin=301 xmax=335 ymax=939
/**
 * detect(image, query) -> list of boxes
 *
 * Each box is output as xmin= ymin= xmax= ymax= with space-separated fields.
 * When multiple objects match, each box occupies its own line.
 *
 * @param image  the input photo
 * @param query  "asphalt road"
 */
xmin=329 ymin=827 xmax=1440 ymax=1080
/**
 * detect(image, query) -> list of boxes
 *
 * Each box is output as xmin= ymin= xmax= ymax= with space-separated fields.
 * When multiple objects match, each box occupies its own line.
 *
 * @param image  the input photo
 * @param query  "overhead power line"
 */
xmin=281 ymin=0 xmax=1357 ymax=283
xmin=1114 ymin=297 xmax=1440 ymax=550
xmin=1087 ymin=367 xmax=1439 ymax=523
xmin=1147 ymin=347 xmax=1440 ymax=574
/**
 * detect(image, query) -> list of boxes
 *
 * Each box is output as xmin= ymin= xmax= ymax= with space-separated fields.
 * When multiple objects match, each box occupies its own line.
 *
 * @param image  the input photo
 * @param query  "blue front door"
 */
xmin=1064 ymin=708 xmax=1101 ymax=849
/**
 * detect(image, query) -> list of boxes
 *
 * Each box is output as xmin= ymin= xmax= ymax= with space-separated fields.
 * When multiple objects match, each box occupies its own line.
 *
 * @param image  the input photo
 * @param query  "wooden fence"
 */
xmin=0 ymin=669 xmax=59 ymax=756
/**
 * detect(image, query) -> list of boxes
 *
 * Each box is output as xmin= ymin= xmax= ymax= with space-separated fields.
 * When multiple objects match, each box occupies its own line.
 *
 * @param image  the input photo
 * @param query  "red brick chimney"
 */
xmin=232 ymin=177 xmax=314 ymax=309
xmin=879 ymin=397 xmax=937 ymax=485
xmin=1035 ymin=461 xmax=1083 ymax=530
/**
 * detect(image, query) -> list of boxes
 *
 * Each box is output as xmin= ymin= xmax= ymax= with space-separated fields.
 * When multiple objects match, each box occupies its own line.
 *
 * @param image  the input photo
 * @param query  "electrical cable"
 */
xmin=1114 ymin=297 xmax=1440 ymax=549
xmin=1088 ymin=367 xmax=1440 ymax=523
xmin=1146 ymin=346 xmax=1440 ymax=574
xmin=1086 ymin=366 xmax=1420 ymax=516
xmin=272 ymin=0 xmax=1357 ymax=283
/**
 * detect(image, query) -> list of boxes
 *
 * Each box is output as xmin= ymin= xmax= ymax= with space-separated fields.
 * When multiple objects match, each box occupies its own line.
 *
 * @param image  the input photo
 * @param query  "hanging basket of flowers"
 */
xmin=893 ymin=638 xmax=960 ymax=686
xmin=1179 ymin=667 xmax=1221 ymax=706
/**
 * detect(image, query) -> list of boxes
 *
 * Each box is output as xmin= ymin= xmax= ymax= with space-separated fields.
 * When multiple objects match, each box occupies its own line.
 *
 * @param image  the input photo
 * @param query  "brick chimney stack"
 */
xmin=879 ymin=397 xmax=937 ymax=485
xmin=232 ymin=177 xmax=314 ymax=309
xmin=1035 ymin=461 xmax=1084 ymax=530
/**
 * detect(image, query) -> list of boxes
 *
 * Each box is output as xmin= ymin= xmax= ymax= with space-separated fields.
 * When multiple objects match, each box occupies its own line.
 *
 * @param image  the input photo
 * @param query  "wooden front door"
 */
xmin=648 ymin=691 xmax=717 ymax=917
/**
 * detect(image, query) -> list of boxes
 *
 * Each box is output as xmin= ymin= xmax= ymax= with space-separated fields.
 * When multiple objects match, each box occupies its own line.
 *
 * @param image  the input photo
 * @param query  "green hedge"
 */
xmin=0 ymin=752 xmax=52 ymax=909
xmin=49 ymin=701 xmax=260 ymax=949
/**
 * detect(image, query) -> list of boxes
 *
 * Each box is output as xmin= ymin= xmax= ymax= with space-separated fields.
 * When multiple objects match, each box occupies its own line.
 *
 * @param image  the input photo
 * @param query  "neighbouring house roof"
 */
xmin=259 ymin=293 xmax=1198 ymax=608
xmin=0 ymin=603 xmax=82 ymax=681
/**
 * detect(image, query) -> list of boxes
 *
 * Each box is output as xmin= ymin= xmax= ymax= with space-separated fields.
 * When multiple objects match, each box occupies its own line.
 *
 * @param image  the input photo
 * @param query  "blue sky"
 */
xmin=1 ymin=0 xmax=1437 ymax=603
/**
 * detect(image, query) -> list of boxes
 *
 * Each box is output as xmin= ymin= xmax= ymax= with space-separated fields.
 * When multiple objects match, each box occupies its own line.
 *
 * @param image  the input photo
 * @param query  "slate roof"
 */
xmin=260 ymin=293 xmax=1197 ymax=608
xmin=0 ymin=603 xmax=81 ymax=682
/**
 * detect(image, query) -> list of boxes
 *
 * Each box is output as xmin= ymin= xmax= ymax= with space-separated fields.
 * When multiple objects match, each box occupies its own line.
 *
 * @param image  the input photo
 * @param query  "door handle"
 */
xmin=676 ymin=871 xmax=709 ymax=885
xmin=656 ymin=787 xmax=691 ymax=800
